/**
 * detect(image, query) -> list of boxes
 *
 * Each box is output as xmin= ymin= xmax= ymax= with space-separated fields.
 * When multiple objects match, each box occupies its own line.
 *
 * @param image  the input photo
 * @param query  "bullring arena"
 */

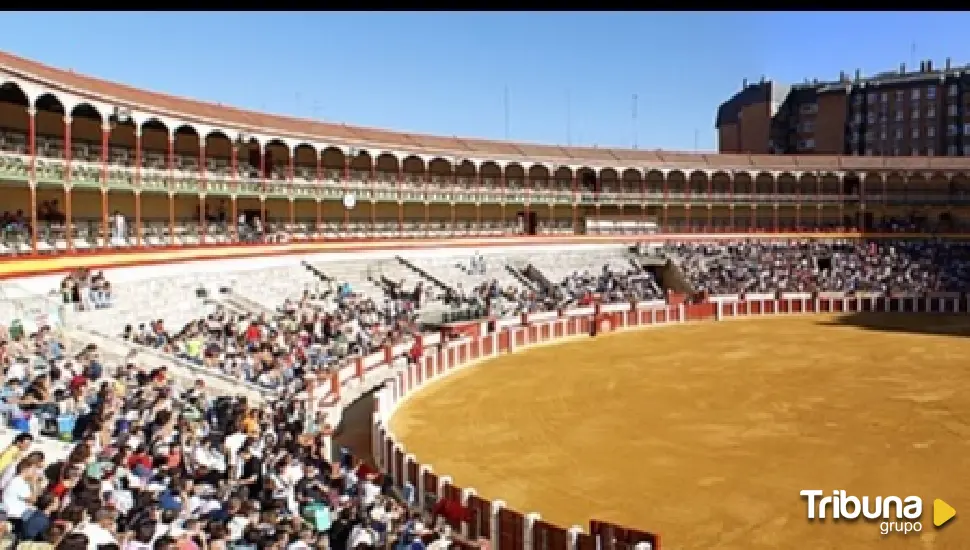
xmin=2 ymin=49 xmax=970 ymax=550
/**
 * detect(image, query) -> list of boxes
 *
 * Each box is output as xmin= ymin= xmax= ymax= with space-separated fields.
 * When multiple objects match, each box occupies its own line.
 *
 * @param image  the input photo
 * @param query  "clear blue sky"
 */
xmin=1 ymin=11 xmax=967 ymax=152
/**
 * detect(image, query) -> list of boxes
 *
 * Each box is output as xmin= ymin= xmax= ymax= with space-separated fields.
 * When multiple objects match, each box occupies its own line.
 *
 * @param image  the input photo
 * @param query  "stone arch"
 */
xmin=907 ymin=172 xmax=927 ymax=191
xmin=138 ymin=118 xmax=170 ymax=164
xmin=553 ymin=166 xmax=573 ymax=191
xmin=620 ymin=168 xmax=642 ymax=194
xmin=427 ymin=157 xmax=453 ymax=185
xmin=0 ymin=81 xmax=30 ymax=143
xmin=798 ymin=172 xmax=818 ymax=197
xmin=349 ymin=149 xmax=373 ymax=180
xmin=237 ymin=137 xmax=262 ymax=178
xmin=374 ymin=153 xmax=399 ymax=181
xmin=842 ymin=171 xmax=862 ymax=196
xmin=479 ymin=161 xmax=501 ymax=187
xmin=172 ymin=124 xmax=201 ymax=170
xmin=862 ymin=172 xmax=883 ymax=200
xmin=68 ymin=103 xmax=103 ymax=158
xmin=819 ymin=172 xmax=840 ymax=195
xmin=710 ymin=171 xmax=731 ymax=196
xmin=776 ymin=172 xmax=797 ymax=195
xmin=734 ymin=171 xmax=753 ymax=195
xmin=599 ymin=168 xmax=619 ymax=193
xmin=456 ymin=160 xmax=477 ymax=187
xmin=754 ymin=171 xmax=774 ymax=196
xmin=263 ymin=139 xmax=290 ymax=179
xmin=575 ymin=166 xmax=596 ymax=192
xmin=528 ymin=164 xmax=550 ymax=190
xmin=34 ymin=92 xmax=67 ymax=149
xmin=645 ymin=169 xmax=664 ymax=194
xmin=321 ymin=147 xmax=345 ymax=180
xmin=504 ymin=163 xmax=525 ymax=188
xmin=688 ymin=170 xmax=708 ymax=196
xmin=293 ymin=143 xmax=318 ymax=181
xmin=885 ymin=171 xmax=906 ymax=197
xmin=666 ymin=170 xmax=687 ymax=194
xmin=401 ymin=155 xmax=425 ymax=182
xmin=204 ymin=130 xmax=233 ymax=171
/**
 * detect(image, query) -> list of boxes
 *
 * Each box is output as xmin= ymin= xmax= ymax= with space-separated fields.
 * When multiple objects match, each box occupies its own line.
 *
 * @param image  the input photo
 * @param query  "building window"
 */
xmin=950 ymin=84 xmax=959 ymax=96
xmin=912 ymin=108 xmax=920 ymax=120
xmin=949 ymin=104 xmax=959 ymax=116
xmin=948 ymin=124 xmax=958 ymax=136
xmin=868 ymin=92 xmax=877 ymax=103
xmin=896 ymin=90 xmax=905 ymax=102
xmin=867 ymin=113 xmax=876 ymax=124
xmin=893 ymin=147 xmax=902 ymax=156
xmin=927 ymin=147 xmax=935 ymax=156
xmin=895 ymin=111 xmax=904 ymax=121
xmin=911 ymin=147 xmax=920 ymax=155
xmin=895 ymin=128 xmax=903 ymax=139
xmin=963 ymin=123 xmax=970 ymax=135
xmin=949 ymin=145 xmax=959 ymax=156
xmin=927 ymin=86 xmax=937 ymax=100
xmin=912 ymin=127 xmax=920 ymax=139
xmin=881 ymin=92 xmax=888 ymax=103
xmin=800 ymin=138 xmax=815 ymax=149
xmin=928 ymin=106 xmax=936 ymax=118
xmin=880 ymin=129 xmax=888 ymax=140
xmin=799 ymin=103 xmax=818 ymax=115
xmin=911 ymin=88 xmax=921 ymax=101
xmin=927 ymin=126 xmax=936 ymax=138
xmin=800 ymin=121 xmax=814 ymax=133
xmin=853 ymin=93 xmax=863 ymax=105
xmin=865 ymin=148 xmax=875 ymax=156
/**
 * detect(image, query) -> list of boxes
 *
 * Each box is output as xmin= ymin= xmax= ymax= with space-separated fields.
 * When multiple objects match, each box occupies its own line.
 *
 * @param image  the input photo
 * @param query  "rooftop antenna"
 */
xmin=503 ymin=85 xmax=510 ymax=140
xmin=632 ymin=93 xmax=639 ymax=150
xmin=910 ymin=42 xmax=917 ymax=73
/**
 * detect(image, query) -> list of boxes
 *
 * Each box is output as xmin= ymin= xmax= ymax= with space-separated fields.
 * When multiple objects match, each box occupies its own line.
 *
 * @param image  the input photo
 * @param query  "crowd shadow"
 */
xmin=819 ymin=311 xmax=970 ymax=339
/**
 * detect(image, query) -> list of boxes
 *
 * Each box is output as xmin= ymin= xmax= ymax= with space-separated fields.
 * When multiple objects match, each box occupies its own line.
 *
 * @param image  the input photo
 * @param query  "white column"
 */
xmin=524 ymin=513 xmax=541 ymax=550
xmin=404 ymin=453 xmax=417 ymax=489
xmin=490 ymin=500 xmax=506 ymax=549
xmin=418 ymin=465 xmax=433 ymax=510
xmin=461 ymin=488 xmax=477 ymax=537
xmin=568 ymin=526 xmax=584 ymax=550
xmin=678 ymin=303 xmax=686 ymax=322
xmin=438 ymin=476 xmax=453 ymax=501
xmin=508 ymin=329 xmax=516 ymax=353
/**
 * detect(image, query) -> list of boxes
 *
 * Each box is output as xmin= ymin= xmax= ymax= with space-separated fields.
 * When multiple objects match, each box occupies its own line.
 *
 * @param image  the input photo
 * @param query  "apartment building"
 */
xmin=716 ymin=59 xmax=970 ymax=157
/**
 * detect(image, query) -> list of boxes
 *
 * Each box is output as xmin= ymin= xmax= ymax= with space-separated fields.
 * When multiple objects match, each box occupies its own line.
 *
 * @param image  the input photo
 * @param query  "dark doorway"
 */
xmin=517 ymin=211 xmax=538 ymax=235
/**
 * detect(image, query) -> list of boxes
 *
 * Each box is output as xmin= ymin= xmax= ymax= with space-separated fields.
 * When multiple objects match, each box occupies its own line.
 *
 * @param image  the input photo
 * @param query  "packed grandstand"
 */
xmin=3 ymin=49 xmax=970 ymax=550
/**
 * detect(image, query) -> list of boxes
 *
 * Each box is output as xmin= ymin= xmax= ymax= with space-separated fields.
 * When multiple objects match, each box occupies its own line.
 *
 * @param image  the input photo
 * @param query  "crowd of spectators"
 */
xmin=0 ymin=314 xmax=482 ymax=550
xmin=666 ymin=239 xmax=970 ymax=296
xmin=10 ymin=238 xmax=970 ymax=550
xmin=60 ymin=270 xmax=112 ymax=312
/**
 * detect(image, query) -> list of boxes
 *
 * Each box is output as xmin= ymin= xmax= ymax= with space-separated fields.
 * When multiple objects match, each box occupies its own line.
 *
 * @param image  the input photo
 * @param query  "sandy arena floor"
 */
xmin=390 ymin=314 xmax=970 ymax=549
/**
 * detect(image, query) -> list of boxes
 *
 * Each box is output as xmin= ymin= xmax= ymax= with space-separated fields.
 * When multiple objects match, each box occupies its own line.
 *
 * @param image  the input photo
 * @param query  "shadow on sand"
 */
xmin=819 ymin=311 xmax=970 ymax=339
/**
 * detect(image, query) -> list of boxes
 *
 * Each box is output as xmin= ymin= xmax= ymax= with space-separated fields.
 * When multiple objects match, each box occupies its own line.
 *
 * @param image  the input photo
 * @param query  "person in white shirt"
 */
xmin=77 ymin=508 xmax=119 ymax=550
xmin=348 ymin=522 xmax=379 ymax=548
xmin=1 ymin=459 xmax=36 ymax=528
xmin=112 ymin=210 xmax=127 ymax=244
